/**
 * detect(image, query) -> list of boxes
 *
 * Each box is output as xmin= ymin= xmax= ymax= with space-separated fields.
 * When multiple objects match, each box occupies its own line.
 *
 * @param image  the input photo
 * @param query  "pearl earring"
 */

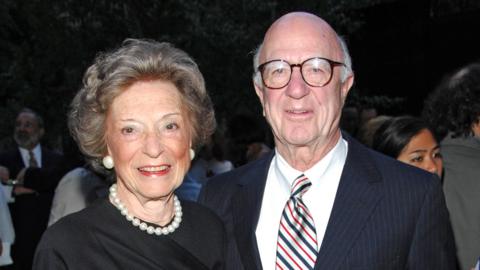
xmin=189 ymin=148 xmax=195 ymax=160
xmin=102 ymin=156 xmax=114 ymax=169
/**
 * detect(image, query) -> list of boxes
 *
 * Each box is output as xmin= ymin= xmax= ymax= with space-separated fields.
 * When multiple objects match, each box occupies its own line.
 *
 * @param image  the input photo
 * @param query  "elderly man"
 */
xmin=200 ymin=12 xmax=457 ymax=270
xmin=0 ymin=108 xmax=65 ymax=270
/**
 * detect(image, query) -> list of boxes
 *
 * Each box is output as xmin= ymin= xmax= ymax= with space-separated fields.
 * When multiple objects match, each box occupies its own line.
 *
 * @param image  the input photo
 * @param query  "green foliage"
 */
xmin=0 ymin=0 xmax=369 ymax=150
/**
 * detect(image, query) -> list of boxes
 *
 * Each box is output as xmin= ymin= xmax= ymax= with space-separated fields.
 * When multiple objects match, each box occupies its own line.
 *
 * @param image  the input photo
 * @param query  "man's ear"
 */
xmin=253 ymin=81 xmax=266 ymax=116
xmin=340 ymin=73 xmax=354 ymax=102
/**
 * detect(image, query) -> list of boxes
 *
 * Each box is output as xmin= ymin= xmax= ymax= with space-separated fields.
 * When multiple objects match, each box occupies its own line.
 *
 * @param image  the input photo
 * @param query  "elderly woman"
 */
xmin=372 ymin=116 xmax=443 ymax=178
xmin=33 ymin=39 xmax=224 ymax=269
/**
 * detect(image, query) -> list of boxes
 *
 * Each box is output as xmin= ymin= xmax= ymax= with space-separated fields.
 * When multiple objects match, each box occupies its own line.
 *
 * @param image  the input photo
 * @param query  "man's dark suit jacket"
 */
xmin=199 ymin=135 xmax=457 ymax=270
xmin=0 ymin=147 xmax=65 ymax=270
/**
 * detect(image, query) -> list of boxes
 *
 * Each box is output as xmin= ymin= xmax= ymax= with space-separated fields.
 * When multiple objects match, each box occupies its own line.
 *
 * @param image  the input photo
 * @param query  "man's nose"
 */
xmin=285 ymin=67 xmax=310 ymax=99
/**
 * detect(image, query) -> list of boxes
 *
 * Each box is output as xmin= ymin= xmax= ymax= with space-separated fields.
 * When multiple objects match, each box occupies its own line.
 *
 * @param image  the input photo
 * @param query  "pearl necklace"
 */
xmin=109 ymin=184 xmax=182 ymax=235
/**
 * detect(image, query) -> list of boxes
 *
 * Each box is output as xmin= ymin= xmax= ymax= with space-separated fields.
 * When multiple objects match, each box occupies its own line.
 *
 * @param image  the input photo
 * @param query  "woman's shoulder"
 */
xmin=181 ymin=200 xmax=224 ymax=229
xmin=56 ymin=198 xmax=108 ymax=222
xmin=182 ymin=200 xmax=221 ymax=219
xmin=173 ymin=200 xmax=226 ymax=268
xmin=42 ymin=199 xmax=109 ymax=241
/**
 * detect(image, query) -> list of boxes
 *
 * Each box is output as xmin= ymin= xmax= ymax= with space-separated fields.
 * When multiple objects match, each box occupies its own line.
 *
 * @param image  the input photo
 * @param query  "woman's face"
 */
xmin=105 ymin=80 xmax=191 ymax=202
xmin=397 ymin=129 xmax=443 ymax=177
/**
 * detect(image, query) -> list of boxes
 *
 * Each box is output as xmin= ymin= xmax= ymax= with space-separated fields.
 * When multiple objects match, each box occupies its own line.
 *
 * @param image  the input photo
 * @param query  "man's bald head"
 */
xmin=253 ymin=12 xmax=352 ymax=85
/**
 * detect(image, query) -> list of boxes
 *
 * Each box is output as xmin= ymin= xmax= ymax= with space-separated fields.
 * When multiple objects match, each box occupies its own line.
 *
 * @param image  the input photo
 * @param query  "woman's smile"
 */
xmin=137 ymin=165 xmax=171 ymax=176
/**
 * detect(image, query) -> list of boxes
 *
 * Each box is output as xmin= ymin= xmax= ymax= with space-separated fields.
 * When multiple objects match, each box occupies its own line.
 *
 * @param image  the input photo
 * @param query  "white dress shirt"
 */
xmin=255 ymin=137 xmax=348 ymax=270
xmin=0 ymin=182 xmax=15 ymax=266
xmin=18 ymin=144 xmax=42 ymax=168
xmin=1 ymin=145 xmax=43 ymax=203
xmin=48 ymin=167 xmax=106 ymax=226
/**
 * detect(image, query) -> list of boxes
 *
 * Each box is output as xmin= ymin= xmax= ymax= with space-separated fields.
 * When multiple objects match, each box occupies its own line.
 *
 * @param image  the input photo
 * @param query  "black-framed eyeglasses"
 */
xmin=257 ymin=57 xmax=346 ymax=89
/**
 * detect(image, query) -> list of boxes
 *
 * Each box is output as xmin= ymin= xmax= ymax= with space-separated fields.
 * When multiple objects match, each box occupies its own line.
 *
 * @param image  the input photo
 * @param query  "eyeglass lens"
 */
xmin=261 ymin=58 xmax=333 ymax=89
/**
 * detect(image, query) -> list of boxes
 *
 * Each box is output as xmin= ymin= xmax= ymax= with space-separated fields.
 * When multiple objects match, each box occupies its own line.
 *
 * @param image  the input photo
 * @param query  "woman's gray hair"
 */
xmin=69 ymin=39 xmax=216 ymax=173
xmin=252 ymin=35 xmax=353 ymax=86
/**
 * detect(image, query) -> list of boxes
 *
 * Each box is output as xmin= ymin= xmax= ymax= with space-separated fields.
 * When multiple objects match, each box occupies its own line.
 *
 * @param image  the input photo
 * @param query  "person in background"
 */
xmin=359 ymin=105 xmax=378 ymax=129
xmin=0 ymin=108 xmax=65 ymax=270
xmin=34 ymin=39 xmax=225 ymax=269
xmin=423 ymin=62 xmax=480 ymax=270
xmin=357 ymin=115 xmax=392 ymax=147
xmin=190 ymin=130 xmax=233 ymax=180
xmin=245 ymin=141 xmax=271 ymax=163
xmin=205 ymin=130 xmax=234 ymax=176
xmin=225 ymin=113 xmax=271 ymax=166
xmin=177 ymin=130 xmax=234 ymax=202
xmin=339 ymin=105 xmax=360 ymax=137
xmin=371 ymin=116 xmax=443 ymax=177
xmin=47 ymin=165 xmax=109 ymax=226
xmin=47 ymin=138 xmax=108 ymax=226
xmin=174 ymin=172 xmax=203 ymax=202
xmin=0 ymin=172 xmax=14 ymax=268
xmin=200 ymin=12 xmax=456 ymax=269
xmin=473 ymin=259 xmax=480 ymax=270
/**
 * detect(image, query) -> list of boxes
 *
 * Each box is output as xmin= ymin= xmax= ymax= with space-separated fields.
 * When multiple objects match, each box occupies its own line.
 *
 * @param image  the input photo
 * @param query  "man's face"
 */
xmin=14 ymin=112 xmax=44 ymax=149
xmin=254 ymin=14 xmax=354 ymax=154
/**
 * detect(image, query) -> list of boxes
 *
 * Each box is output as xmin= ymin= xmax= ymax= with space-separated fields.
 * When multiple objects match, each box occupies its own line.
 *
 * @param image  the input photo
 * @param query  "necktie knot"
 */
xmin=291 ymin=174 xmax=311 ymax=199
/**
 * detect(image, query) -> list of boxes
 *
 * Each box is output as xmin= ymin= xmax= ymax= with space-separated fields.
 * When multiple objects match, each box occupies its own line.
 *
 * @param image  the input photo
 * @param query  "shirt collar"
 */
xmin=18 ymin=144 xmax=41 ymax=164
xmin=273 ymin=136 xmax=346 ymax=188
xmin=18 ymin=144 xmax=41 ymax=155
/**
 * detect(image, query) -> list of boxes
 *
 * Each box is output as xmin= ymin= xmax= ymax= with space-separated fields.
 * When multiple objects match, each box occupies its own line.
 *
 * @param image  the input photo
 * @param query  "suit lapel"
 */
xmin=232 ymin=152 xmax=274 ymax=270
xmin=40 ymin=146 xmax=52 ymax=168
xmin=11 ymin=148 xmax=25 ymax=175
xmin=315 ymin=136 xmax=383 ymax=270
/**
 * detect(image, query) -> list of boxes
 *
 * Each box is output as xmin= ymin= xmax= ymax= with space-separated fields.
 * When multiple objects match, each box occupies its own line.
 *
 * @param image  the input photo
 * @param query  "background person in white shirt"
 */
xmin=0 ymin=175 xmax=15 ymax=267
xmin=0 ymin=108 xmax=65 ymax=270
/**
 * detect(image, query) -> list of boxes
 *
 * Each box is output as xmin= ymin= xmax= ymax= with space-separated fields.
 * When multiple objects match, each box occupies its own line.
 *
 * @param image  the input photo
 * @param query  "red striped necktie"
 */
xmin=276 ymin=174 xmax=318 ymax=270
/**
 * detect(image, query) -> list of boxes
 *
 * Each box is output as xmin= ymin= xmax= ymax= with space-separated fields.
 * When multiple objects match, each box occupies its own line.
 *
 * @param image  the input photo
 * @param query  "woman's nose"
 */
xmin=143 ymin=132 xmax=163 ymax=158
xmin=424 ymin=157 xmax=440 ymax=176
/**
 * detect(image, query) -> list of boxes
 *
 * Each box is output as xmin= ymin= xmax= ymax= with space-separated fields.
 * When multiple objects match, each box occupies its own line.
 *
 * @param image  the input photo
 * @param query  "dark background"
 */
xmin=1 ymin=0 xmax=479 ymax=150
xmin=350 ymin=0 xmax=480 ymax=115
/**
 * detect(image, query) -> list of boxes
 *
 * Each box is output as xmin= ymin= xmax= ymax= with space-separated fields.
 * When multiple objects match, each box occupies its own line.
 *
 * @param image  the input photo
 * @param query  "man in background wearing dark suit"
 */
xmin=200 ymin=12 xmax=457 ymax=269
xmin=0 ymin=108 xmax=64 ymax=270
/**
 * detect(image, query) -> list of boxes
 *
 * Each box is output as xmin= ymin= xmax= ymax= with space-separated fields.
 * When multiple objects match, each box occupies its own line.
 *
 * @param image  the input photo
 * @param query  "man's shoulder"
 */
xmin=0 ymin=147 xmax=19 ymax=158
xmin=52 ymin=198 xmax=107 ymax=227
xmin=199 ymin=151 xmax=273 ymax=207
xmin=0 ymin=148 xmax=21 ymax=168
xmin=0 ymin=137 xmax=16 ymax=153
xmin=39 ymin=200 xmax=107 ymax=251
xmin=206 ymin=151 xmax=273 ymax=190
xmin=182 ymin=200 xmax=225 ymax=229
